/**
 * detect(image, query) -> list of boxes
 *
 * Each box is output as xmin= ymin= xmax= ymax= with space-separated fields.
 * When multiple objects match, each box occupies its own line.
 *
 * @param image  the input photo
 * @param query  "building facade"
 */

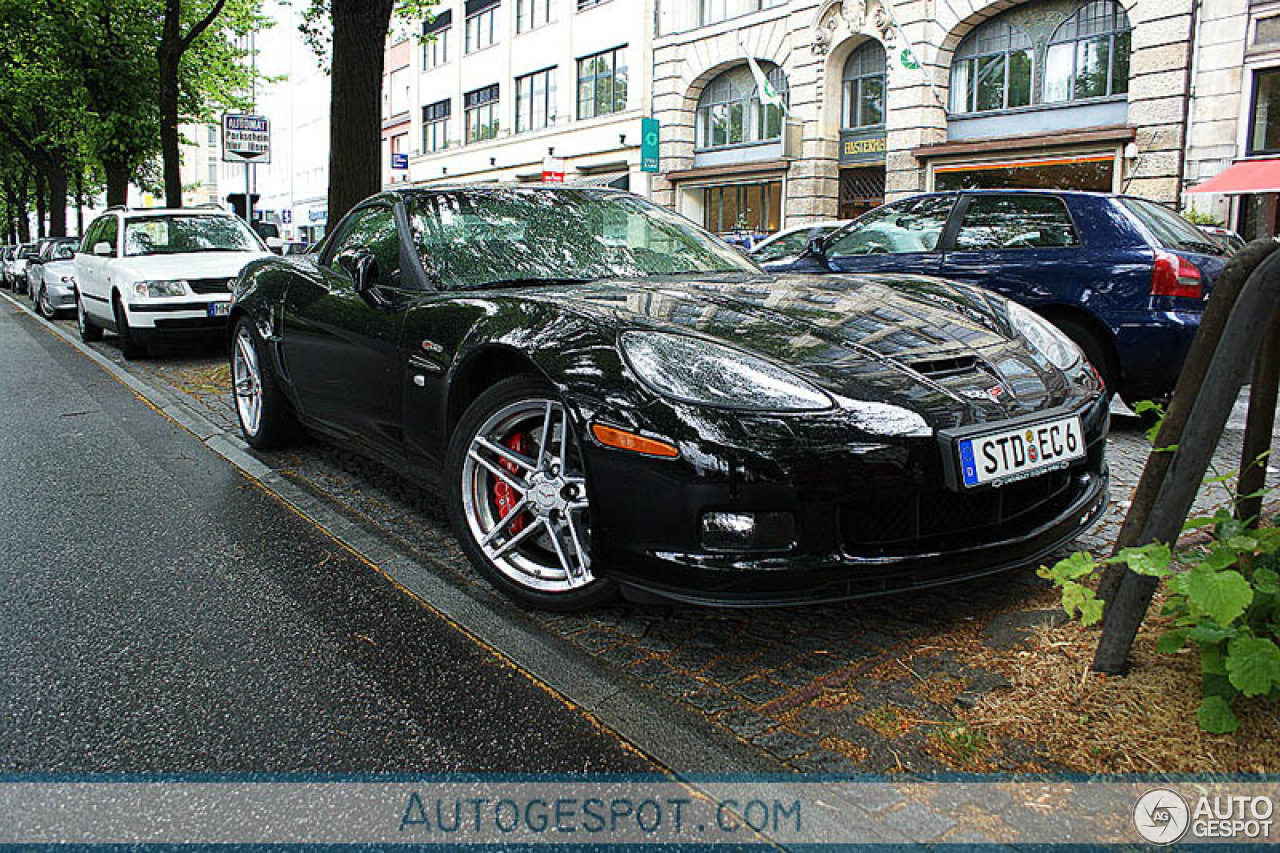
xmin=399 ymin=0 xmax=657 ymax=193
xmin=647 ymin=0 xmax=1198 ymax=237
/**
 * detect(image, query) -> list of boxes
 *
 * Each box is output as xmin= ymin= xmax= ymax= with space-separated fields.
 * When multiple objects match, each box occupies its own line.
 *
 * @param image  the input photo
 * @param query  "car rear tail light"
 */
xmin=1151 ymin=250 xmax=1203 ymax=299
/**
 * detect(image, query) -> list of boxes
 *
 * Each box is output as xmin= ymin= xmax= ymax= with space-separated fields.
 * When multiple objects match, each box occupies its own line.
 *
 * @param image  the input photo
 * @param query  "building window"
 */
xmin=699 ymin=0 xmax=785 ymax=27
xmin=207 ymin=125 xmax=217 ymax=146
xmin=465 ymin=84 xmax=500 ymax=143
xmin=465 ymin=3 xmax=499 ymax=53
xmin=949 ymin=19 xmax=1033 ymax=114
xmin=423 ymin=99 xmax=450 ymax=152
xmin=576 ymin=0 xmax=608 ymax=10
xmin=842 ymin=41 xmax=886 ymax=129
xmin=577 ymin=47 xmax=627 ymax=119
xmin=207 ymin=161 xmax=218 ymax=186
xmin=1250 ymin=69 xmax=1280 ymax=155
xmin=517 ymin=0 xmax=553 ymax=32
xmin=424 ymin=23 xmax=450 ymax=69
xmin=703 ymin=181 xmax=781 ymax=234
xmin=388 ymin=66 xmax=411 ymax=117
xmin=1043 ymin=1 xmax=1131 ymax=103
xmin=695 ymin=62 xmax=789 ymax=149
xmin=516 ymin=67 xmax=556 ymax=133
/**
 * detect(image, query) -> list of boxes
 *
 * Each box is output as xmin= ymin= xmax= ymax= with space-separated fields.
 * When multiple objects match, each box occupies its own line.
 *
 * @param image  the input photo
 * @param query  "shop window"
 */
xmin=839 ymin=166 xmax=885 ymax=220
xmin=464 ymin=84 xmax=500 ymax=143
xmin=1044 ymin=1 xmax=1131 ymax=103
xmin=703 ymin=181 xmax=781 ymax=234
xmin=516 ymin=67 xmax=556 ymax=133
xmin=827 ymin=196 xmax=956 ymax=257
xmin=934 ymin=155 xmax=1114 ymax=191
xmin=695 ymin=63 xmax=789 ymax=150
xmin=842 ymin=41 xmax=886 ymax=129
xmin=577 ymin=47 xmax=627 ymax=119
xmin=423 ymin=99 xmax=450 ymax=152
xmin=954 ymin=195 xmax=1079 ymax=250
xmin=1250 ymin=69 xmax=1280 ymax=155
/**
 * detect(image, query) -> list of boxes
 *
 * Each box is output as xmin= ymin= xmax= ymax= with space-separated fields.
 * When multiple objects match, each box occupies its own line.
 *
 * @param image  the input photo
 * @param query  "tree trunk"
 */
xmin=34 ymin=170 xmax=47 ymax=239
xmin=15 ymin=175 xmax=30 ymax=243
xmin=327 ymin=0 xmax=395 ymax=226
xmin=159 ymin=47 xmax=184 ymax=208
xmin=75 ymin=166 xmax=84 ymax=235
xmin=46 ymin=162 xmax=68 ymax=237
xmin=104 ymin=160 xmax=130 ymax=207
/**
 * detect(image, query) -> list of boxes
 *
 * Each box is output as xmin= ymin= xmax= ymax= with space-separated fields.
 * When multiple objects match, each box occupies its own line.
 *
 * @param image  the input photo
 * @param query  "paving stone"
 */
xmin=717 ymin=709 xmax=778 ymax=740
xmin=684 ymin=686 xmax=739 ymax=715
xmin=749 ymin=728 xmax=815 ymax=760
xmin=837 ymin=783 xmax=907 ymax=814
xmin=700 ymin=656 xmax=764 ymax=684
xmin=981 ymin=609 xmax=1069 ymax=650
xmin=571 ymin=630 xmax=619 ymax=653
xmin=929 ymin=783 xmax=1014 ymax=814
xmin=668 ymin=644 xmax=721 ymax=672
xmin=731 ymin=677 xmax=791 ymax=705
xmin=597 ymin=644 xmax=644 ymax=668
xmin=649 ymin=669 xmax=703 ymax=699
xmin=626 ymin=657 xmax=669 ymax=684
xmin=785 ymin=748 xmax=864 ymax=774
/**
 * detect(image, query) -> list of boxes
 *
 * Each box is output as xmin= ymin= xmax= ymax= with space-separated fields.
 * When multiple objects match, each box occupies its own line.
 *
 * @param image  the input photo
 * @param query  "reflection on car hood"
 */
xmin=113 ymin=251 xmax=268 ymax=280
xmin=525 ymin=273 xmax=1077 ymax=426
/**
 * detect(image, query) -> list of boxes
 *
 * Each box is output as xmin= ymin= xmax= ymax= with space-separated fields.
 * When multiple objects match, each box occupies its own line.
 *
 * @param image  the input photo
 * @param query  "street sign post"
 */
xmin=641 ymin=118 xmax=660 ymax=173
xmin=223 ymin=114 xmax=271 ymax=225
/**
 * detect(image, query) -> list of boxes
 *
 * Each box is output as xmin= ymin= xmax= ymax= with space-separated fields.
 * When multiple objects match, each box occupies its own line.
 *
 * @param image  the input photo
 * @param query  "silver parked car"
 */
xmin=9 ymin=243 xmax=38 ymax=293
xmin=27 ymin=237 xmax=79 ymax=318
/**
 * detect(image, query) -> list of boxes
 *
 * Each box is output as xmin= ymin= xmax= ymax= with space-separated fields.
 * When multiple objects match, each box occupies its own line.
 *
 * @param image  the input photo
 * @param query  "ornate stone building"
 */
xmin=649 ymin=0 xmax=1198 ymax=235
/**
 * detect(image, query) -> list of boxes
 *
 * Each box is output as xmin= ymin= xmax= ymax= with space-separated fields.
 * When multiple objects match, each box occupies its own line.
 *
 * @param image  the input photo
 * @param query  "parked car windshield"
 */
xmin=123 ymin=215 xmax=263 ymax=257
xmin=827 ymin=196 xmax=956 ymax=257
xmin=407 ymin=189 xmax=756 ymax=290
xmin=753 ymin=226 xmax=839 ymax=262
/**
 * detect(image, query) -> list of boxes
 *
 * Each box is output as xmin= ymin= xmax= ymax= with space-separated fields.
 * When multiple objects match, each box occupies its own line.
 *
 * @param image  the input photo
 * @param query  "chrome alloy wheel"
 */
xmin=76 ymin=296 xmax=87 ymax=334
xmin=460 ymin=398 xmax=593 ymax=593
xmin=232 ymin=325 xmax=263 ymax=436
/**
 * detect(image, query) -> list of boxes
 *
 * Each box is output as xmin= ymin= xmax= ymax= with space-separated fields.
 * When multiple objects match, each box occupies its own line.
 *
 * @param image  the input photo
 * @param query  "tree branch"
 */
xmin=180 ymin=0 xmax=230 ymax=52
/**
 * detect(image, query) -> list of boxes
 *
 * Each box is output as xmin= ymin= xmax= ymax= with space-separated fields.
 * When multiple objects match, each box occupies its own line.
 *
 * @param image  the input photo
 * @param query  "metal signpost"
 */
xmin=222 ymin=113 xmax=271 ymax=224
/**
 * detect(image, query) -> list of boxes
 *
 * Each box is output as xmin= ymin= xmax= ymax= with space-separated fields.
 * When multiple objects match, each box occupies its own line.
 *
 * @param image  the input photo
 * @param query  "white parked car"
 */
xmin=74 ymin=207 xmax=270 ymax=359
xmin=27 ymin=237 xmax=80 ymax=319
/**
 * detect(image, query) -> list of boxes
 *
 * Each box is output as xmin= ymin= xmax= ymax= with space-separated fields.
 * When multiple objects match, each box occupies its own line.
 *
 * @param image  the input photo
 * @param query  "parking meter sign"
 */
xmin=222 ymin=114 xmax=271 ymax=164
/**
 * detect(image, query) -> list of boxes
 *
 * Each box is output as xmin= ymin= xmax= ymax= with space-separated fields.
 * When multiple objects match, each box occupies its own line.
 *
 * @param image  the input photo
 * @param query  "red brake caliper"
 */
xmin=493 ymin=432 xmax=528 ymax=534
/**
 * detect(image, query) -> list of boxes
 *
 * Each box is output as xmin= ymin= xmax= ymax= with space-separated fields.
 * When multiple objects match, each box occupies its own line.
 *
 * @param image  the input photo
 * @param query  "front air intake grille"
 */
xmin=907 ymin=354 xmax=982 ymax=380
xmin=187 ymin=278 xmax=234 ymax=294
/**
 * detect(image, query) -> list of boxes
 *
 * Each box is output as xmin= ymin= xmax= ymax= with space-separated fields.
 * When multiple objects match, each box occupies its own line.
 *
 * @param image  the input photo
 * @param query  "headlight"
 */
xmin=134 ymin=279 xmax=188 ymax=297
xmin=1006 ymin=302 xmax=1081 ymax=371
xmin=619 ymin=331 xmax=833 ymax=412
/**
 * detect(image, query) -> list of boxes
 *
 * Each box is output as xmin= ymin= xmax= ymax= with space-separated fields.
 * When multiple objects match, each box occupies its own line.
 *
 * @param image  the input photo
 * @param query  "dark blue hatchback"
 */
xmin=767 ymin=190 xmax=1230 ymax=402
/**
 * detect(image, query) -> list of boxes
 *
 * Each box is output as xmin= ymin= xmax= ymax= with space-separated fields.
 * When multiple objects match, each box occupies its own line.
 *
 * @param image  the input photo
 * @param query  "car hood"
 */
xmin=523 ymin=273 xmax=1081 ymax=428
xmin=114 ymin=251 xmax=268 ymax=281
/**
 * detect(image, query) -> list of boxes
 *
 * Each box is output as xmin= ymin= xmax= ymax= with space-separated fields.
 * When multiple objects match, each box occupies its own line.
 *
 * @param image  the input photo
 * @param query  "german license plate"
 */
xmin=957 ymin=415 xmax=1085 ymax=488
xmin=208 ymin=302 xmax=230 ymax=317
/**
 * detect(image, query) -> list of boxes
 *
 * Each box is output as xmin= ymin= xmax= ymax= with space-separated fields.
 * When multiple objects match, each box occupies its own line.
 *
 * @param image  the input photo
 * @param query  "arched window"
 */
xmin=842 ymin=41 xmax=886 ymax=129
xmin=696 ymin=62 xmax=790 ymax=149
xmin=1044 ymin=1 xmax=1132 ymax=102
xmin=948 ymin=19 xmax=1033 ymax=114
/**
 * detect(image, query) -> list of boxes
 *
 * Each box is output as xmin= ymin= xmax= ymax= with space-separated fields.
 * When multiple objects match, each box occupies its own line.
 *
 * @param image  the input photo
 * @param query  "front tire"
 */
xmin=112 ymin=293 xmax=147 ymax=360
xmin=77 ymin=292 xmax=103 ymax=342
xmin=231 ymin=317 xmax=299 ymax=450
xmin=1055 ymin=317 xmax=1118 ymax=399
xmin=445 ymin=375 xmax=616 ymax=611
xmin=37 ymin=286 xmax=56 ymax=319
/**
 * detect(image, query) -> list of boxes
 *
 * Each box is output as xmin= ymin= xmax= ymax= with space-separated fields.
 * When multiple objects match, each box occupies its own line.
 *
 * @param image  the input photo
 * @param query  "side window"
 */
xmin=754 ymin=229 xmax=814 ymax=262
xmin=80 ymin=219 xmax=103 ymax=253
xmin=99 ymin=217 xmax=119 ymax=254
xmin=1120 ymin=198 xmax=1222 ymax=254
xmin=828 ymin=196 xmax=956 ymax=257
xmin=326 ymin=205 xmax=402 ymax=288
xmin=954 ymin=195 xmax=1079 ymax=250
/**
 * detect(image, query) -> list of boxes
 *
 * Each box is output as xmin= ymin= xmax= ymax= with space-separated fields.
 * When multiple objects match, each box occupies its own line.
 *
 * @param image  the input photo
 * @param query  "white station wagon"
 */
xmin=74 ymin=206 xmax=270 ymax=359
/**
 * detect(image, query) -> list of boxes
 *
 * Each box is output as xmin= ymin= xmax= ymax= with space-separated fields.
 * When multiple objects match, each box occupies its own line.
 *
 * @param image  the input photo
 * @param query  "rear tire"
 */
xmin=113 ymin=293 xmax=147 ymax=360
xmin=230 ymin=317 xmax=300 ymax=450
xmin=77 ymin=292 xmax=103 ymax=342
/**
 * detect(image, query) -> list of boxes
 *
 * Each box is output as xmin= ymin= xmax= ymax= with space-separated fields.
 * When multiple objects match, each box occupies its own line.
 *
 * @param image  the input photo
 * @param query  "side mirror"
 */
xmin=801 ymin=235 xmax=827 ymax=261
xmin=93 ymin=241 xmax=112 ymax=257
xmin=337 ymin=248 xmax=378 ymax=295
xmin=266 ymin=236 xmax=284 ymax=252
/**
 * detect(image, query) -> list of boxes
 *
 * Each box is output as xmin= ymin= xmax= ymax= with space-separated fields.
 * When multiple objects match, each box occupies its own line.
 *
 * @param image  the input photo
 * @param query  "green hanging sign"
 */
xmin=641 ymin=118 xmax=660 ymax=173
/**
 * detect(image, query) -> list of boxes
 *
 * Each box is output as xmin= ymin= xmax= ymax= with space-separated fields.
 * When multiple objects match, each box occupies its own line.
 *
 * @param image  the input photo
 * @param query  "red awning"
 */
xmin=1188 ymin=159 xmax=1280 ymax=194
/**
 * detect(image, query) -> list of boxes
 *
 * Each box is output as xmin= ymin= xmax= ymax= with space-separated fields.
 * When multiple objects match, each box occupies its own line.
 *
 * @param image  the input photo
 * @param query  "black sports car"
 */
xmin=228 ymin=186 xmax=1108 ymax=610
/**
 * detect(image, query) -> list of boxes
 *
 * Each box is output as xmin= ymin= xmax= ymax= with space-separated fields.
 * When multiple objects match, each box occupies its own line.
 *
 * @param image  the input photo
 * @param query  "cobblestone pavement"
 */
xmin=51 ymin=319 xmax=1280 ymax=777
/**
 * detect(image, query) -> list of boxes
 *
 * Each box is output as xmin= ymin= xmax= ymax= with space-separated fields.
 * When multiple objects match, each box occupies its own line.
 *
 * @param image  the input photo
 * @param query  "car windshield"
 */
xmin=753 ymin=227 xmax=836 ymax=262
xmin=407 ymin=189 xmax=756 ymax=290
xmin=123 ymin=215 xmax=262 ymax=257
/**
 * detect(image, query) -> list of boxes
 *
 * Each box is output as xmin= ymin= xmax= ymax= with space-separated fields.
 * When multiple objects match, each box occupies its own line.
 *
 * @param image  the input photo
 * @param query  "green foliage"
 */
xmin=1182 ymin=207 xmax=1224 ymax=227
xmin=1040 ymin=503 xmax=1280 ymax=734
xmin=301 ymin=0 xmax=439 ymax=68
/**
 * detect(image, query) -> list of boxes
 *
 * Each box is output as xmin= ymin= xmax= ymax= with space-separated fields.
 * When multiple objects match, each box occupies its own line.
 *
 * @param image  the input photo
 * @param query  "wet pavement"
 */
xmin=15 ymin=297 xmax=1280 ymax=776
xmin=0 ymin=302 xmax=652 ymax=774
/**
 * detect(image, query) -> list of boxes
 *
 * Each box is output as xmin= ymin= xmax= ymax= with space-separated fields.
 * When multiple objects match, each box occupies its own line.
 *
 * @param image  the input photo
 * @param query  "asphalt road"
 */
xmin=0 ymin=304 xmax=652 ymax=774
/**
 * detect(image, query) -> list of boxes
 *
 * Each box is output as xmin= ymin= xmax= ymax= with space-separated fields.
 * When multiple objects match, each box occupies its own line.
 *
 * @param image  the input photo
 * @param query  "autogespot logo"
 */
xmin=1134 ymin=788 xmax=1190 ymax=845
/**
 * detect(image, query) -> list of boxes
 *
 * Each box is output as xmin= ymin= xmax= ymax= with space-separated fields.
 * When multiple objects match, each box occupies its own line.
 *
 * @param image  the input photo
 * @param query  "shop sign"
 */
xmin=641 ymin=118 xmax=660 ymax=173
xmin=308 ymin=207 xmax=327 ymax=223
xmin=840 ymin=132 xmax=887 ymax=165
xmin=542 ymin=156 xmax=565 ymax=182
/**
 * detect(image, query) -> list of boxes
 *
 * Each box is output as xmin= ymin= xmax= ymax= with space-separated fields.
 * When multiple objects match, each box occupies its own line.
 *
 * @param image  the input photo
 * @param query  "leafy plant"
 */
xmin=1182 ymin=207 xmax=1224 ymax=227
xmin=1040 ymin=505 xmax=1280 ymax=734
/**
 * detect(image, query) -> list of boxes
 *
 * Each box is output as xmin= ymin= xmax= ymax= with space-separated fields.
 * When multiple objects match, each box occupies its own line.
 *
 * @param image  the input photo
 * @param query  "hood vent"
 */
xmin=906 ymin=353 xmax=982 ymax=380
